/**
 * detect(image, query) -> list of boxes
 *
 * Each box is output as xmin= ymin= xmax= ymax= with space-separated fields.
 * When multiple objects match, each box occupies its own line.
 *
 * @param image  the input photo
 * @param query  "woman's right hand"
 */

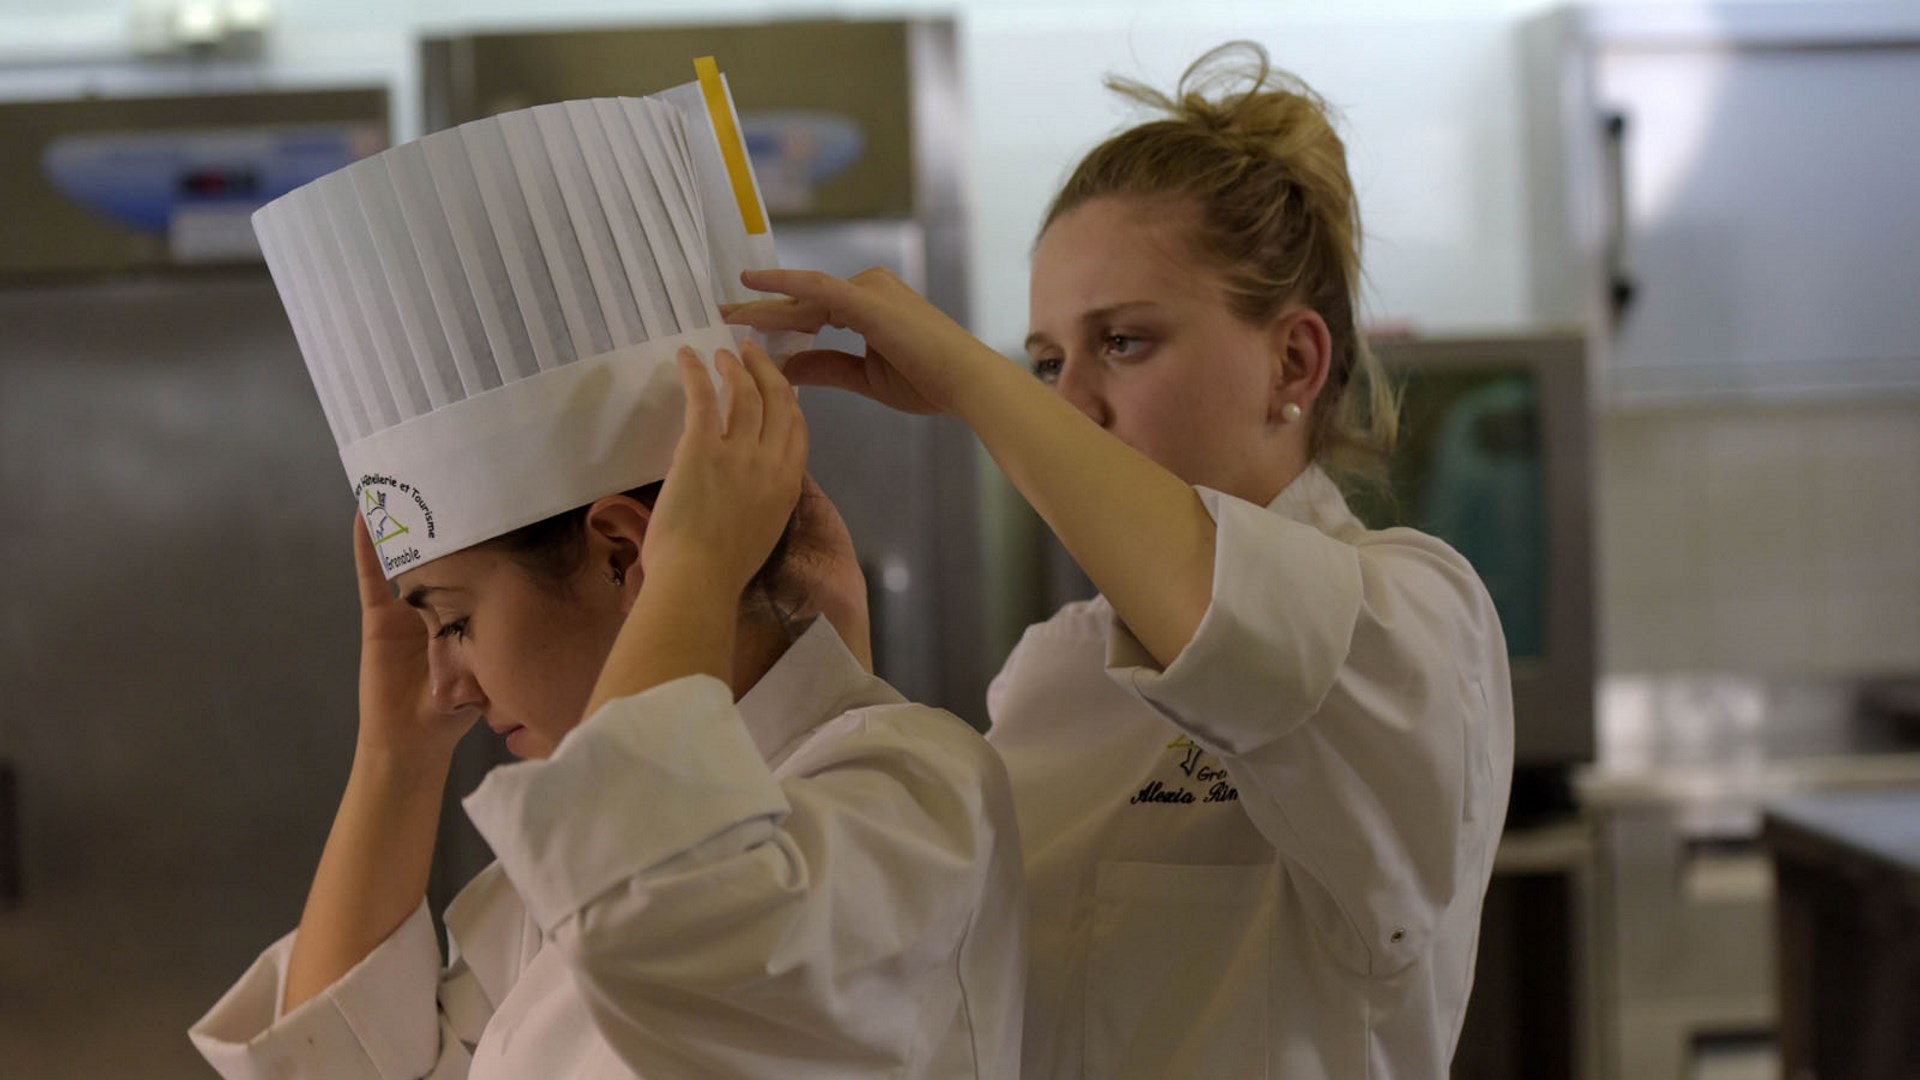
xmin=285 ymin=515 xmax=472 ymax=1014
xmin=350 ymin=514 xmax=475 ymax=763
xmin=788 ymin=476 xmax=873 ymax=672
xmin=724 ymin=266 xmax=1006 ymax=417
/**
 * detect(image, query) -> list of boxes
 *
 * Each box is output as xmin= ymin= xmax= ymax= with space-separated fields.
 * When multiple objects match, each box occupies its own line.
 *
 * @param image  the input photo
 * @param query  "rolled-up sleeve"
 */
xmin=463 ymin=675 xmax=790 ymax=935
xmin=463 ymin=675 xmax=1021 ymax=1079
xmin=1106 ymin=486 xmax=1510 ymax=977
xmin=1106 ymin=489 xmax=1366 ymax=749
xmin=190 ymin=901 xmax=473 ymax=1080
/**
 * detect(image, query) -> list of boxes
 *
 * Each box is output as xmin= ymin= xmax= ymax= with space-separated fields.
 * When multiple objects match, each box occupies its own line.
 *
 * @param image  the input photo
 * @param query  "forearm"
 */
xmin=956 ymin=355 xmax=1217 ymax=666
xmin=584 ymin=562 xmax=736 ymax=718
xmin=284 ymin=745 xmax=450 ymax=1012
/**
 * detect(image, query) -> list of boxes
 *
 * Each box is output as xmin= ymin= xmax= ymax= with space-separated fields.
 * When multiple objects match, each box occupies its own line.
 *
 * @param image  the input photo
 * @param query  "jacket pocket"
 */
xmin=1083 ymin=861 xmax=1273 ymax=1080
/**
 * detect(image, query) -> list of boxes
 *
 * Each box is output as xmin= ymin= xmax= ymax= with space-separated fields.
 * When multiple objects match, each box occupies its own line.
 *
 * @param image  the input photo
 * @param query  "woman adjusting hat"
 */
xmin=190 ymin=83 xmax=1024 ymax=1080
xmin=727 ymin=42 xmax=1514 ymax=1079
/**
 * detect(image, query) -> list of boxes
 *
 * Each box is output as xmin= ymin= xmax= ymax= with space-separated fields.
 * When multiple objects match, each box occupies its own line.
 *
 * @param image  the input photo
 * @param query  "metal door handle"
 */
xmin=1601 ymin=111 xmax=1637 ymax=321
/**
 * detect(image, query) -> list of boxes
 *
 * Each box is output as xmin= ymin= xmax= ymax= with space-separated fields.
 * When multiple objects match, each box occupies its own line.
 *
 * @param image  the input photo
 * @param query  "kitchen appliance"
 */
xmin=1366 ymin=333 xmax=1598 ymax=796
xmin=0 ymin=88 xmax=394 ymax=1079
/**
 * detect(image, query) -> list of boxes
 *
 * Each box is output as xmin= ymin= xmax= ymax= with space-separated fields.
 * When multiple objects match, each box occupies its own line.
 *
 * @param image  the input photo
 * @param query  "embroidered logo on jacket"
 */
xmin=1129 ymin=736 xmax=1240 ymax=806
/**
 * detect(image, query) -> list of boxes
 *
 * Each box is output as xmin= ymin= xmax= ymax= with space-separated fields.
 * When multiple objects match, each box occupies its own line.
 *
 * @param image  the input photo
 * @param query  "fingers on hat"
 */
xmin=742 ymin=341 xmax=798 ymax=448
xmin=716 ymin=348 xmax=762 ymax=438
xmin=739 ymin=339 xmax=783 ymax=393
xmin=781 ymin=349 xmax=870 ymax=396
xmin=722 ymin=297 xmax=830 ymax=333
xmin=676 ymin=346 xmax=721 ymax=433
xmin=738 ymin=268 xmax=854 ymax=324
xmin=788 ymin=380 xmax=811 ymax=460
xmin=350 ymin=511 xmax=390 ymax=605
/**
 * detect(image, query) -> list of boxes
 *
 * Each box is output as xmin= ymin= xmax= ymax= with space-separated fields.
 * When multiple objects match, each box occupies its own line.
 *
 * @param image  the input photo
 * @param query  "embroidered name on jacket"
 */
xmin=1129 ymin=736 xmax=1240 ymax=806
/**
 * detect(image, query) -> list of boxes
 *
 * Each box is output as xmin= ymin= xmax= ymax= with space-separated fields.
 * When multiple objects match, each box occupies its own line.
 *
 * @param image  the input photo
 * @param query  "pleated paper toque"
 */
xmin=254 ymin=84 xmax=771 ymax=577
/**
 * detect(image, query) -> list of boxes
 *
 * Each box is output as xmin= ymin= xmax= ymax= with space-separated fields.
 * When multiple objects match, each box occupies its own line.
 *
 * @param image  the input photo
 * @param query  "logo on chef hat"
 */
xmin=363 ymin=487 xmax=412 ymax=547
xmin=355 ymin=473 xmax=436 ymax=573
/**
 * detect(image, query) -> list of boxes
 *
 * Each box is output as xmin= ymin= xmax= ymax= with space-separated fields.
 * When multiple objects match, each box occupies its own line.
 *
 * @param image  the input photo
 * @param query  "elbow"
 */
xmin=1137 ymin=545 xmax=1220 ymax=670
xmin=565 ymin=833 xmax=818 ymax=995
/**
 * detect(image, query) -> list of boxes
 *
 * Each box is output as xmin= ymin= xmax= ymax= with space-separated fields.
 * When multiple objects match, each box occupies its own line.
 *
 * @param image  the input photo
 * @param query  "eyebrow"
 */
xmin=402 ymin=585 xmax=466 ymax=609
xmin=1023 ymin=300 xmax=1162 ymax=354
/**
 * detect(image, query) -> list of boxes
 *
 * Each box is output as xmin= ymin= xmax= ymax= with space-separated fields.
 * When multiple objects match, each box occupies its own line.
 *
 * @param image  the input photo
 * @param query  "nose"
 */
xmin=427 ymin=639 xmax=487 ymax=718
xmin=1053 ymin=353 xmax=1110 ymax=427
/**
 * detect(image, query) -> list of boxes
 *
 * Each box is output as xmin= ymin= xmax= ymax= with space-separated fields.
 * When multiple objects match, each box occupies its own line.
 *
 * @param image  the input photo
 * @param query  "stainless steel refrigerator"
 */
xmin=0 ymin=84 xmax=411 ymax=1077
xmin=0 ymin=271 xmax=371 ymax=1077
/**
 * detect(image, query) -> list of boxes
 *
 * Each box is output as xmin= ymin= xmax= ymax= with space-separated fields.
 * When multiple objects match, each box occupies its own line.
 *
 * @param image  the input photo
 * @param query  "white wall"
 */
xmin=961 ymin=6 xmax=1534 ymax=348
xmin=1599 ymin=402 xmax=1920 ymax=676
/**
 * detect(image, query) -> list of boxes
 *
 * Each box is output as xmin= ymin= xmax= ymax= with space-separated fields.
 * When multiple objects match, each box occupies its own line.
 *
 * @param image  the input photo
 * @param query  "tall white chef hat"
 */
xmin=254 ymin=62 xmax=777 ymax=578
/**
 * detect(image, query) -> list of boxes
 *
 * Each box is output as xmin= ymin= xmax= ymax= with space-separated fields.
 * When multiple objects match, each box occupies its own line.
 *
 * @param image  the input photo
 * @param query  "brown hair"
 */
xmin=483 ymin=481 xmax=806 ymax=633
xmin=1042 ymin=41 xmax=1398 ymax=486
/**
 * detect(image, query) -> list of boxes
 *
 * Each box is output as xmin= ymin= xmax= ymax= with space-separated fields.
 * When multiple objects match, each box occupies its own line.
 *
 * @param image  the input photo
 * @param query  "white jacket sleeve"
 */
xmin=461 ymin=674 xmax=1017 ymax=1079
xmin=1103 ymin=487 xmax=1511 ymax=977
xmin=189 ymin=901 xmax=479 ymax=1080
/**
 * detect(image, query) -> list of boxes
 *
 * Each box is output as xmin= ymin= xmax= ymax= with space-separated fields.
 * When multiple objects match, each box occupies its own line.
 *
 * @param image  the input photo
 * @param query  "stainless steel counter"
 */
xmin=1576 ymin=672 xmax=1920 ymax=1080
xmin=1584 ymin=674 xmax=1920 ymax=837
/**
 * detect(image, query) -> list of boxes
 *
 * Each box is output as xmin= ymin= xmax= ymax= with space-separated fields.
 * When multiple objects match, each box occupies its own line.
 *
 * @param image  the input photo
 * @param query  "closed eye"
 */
xmin=434 ymin=617 xmax=470 ymax=641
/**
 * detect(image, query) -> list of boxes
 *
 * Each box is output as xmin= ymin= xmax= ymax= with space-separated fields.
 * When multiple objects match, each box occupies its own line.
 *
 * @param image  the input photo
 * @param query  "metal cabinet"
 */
xmin=1523 ymin=3 xmax=1920 ymax=403
xmin=1581 ymin=678 xmax=1920 ymax=1080
xmin=0 ymin=274 xmax=365 ymax=1078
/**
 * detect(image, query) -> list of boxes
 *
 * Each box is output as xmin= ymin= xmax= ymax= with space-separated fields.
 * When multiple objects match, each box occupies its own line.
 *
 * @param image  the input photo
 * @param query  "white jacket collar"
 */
xmin=1261 ymin=463 xmax=1364 ymax=538
xmin=736 ymin=617 xmax=906 ymax=766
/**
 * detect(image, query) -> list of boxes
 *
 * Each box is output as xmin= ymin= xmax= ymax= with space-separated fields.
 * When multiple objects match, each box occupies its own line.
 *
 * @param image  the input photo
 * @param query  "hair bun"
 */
xmin=1109 ymin=41 xmax=1339 ymax=154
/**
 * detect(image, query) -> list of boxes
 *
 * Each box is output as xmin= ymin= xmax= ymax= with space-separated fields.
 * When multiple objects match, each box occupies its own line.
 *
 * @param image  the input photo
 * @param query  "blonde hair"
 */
xmin=1042 ymin=41 xmax=1398 ymax=487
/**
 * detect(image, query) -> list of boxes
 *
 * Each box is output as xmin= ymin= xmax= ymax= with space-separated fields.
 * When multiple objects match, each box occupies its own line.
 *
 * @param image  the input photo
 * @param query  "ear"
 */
xmin=582 ymin=495 xmax=651 ymax=608
xmin=1266 ymin=307 xmax=1334 ymax=426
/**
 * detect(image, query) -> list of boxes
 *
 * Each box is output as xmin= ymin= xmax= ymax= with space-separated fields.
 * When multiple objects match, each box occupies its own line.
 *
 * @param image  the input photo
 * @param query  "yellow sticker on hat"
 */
xmin=694 ymin=55 xmax=767 ymax=236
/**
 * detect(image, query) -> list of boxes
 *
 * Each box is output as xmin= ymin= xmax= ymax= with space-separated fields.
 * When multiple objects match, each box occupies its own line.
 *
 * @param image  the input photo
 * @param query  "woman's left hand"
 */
xmin=723 ymin=267 xmax=1003 ymax=417
xmin=642 ymin=340 xmax=809 ymax=596
xmin=788 ymin=476 xmax=873 ymax=672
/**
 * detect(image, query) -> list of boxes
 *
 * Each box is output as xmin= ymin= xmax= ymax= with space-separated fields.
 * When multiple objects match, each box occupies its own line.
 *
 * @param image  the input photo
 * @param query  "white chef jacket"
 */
xmin=987 ymin=466 xmax=1513 ymax=1079
xmin=190 ymin=619 xmax=1026 ymax=1080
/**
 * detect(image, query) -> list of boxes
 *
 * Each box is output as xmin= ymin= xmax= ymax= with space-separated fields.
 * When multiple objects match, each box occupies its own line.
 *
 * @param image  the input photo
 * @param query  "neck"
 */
xmin=730 ymin=615 xmax=794 ymax=701
xmin=1238 ymin=448 xmax=1311 ymax=509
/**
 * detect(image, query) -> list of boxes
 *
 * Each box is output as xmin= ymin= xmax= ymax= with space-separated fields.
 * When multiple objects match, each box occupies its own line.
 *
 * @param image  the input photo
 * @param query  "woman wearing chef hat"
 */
xmin=188 ymin=89 xmax=1023 ymax=1080
xmin=728 ymin=42 xmax=1514 ymax=1079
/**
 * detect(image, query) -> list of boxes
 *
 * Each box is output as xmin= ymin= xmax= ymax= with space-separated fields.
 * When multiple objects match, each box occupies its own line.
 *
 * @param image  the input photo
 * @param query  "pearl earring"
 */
xmin=1281 ymin=402 xmax=1303 ymax=424
xmin=610 ymin=566 xmax=626 ymax=587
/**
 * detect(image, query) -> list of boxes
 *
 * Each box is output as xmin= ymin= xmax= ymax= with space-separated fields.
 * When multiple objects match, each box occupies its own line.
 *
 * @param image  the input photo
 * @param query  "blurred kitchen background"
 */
xmin=2 ymin=1 xmax=1917 ymax=1078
